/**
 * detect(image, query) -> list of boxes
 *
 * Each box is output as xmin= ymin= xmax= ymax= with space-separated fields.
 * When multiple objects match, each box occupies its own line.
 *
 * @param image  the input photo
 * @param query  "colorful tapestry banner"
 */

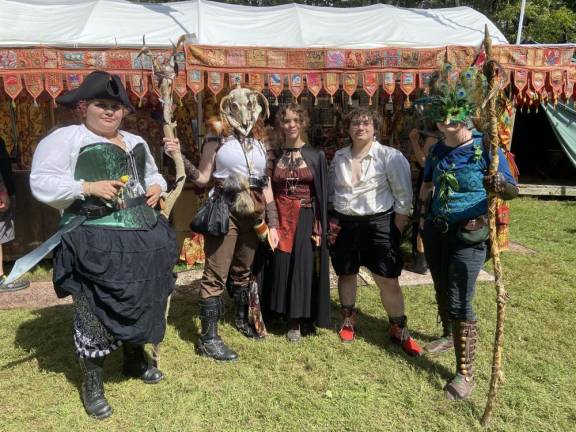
xmin=306 ymin=73 xmax=322 ymax=98
xmin=549 ymin=70 xmax=564 ymax=95
xmin=419 ymin=71 xmax=434 ymax=94
xmin=2 ymin=74 xmax=22 ymax=100
xmin=44 ymin=72 xmax=64 ymax=100
xmin=129 ymin=73 xmax=149 ymax=100
xmin=400 ymin=72 xmax=416 ymax=96
xmin=513 ymin=70 xmax=528 ymax=92
xmin=324 ymin=72 xmax=339 ymax=98
xmin=207 ymin=72 xmax=224 ymax=96
xmin=229 ymin=72 xmax=244 ymax=88
xmin=531 ymin=71 xmax=546 ymax=92
xmin=288 ymin=74 xmax=304 ymax=99
xmin=173 ymin=71 xmax=188 ymax=99
xmin=187 ymin=70 xmax=204 ymax=95
xmin=383 ymin=72 xmax=395 ymax=95
xmin=248 ymin=73 xmax=264 ymax=92
xmin=342 ymin=73 xmax=358 ymax=104
xmin=268 ymin=73 xmax=284 ymax=98
xmin=362 ymin=72 xmax=378 ymax=105
xmin=66 ymin=73 xmax=84 ymax=90
xmin=24 ymin=73 xmax=43 ymax=102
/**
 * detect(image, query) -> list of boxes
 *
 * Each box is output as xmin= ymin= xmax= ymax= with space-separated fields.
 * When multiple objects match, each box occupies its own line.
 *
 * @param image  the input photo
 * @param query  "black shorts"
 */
xmin=330 ymin=211 xmax=403 ymax=278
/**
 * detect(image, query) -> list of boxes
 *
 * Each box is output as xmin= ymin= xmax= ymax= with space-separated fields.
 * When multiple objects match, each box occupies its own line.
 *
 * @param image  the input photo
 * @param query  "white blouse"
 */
xmin=329 ymin=141 xmax=413 ymax=216
xmin=212 ymin=136 xmax=267 ymax=180
xmin=30 ymin=124 xmax=167 ymax=210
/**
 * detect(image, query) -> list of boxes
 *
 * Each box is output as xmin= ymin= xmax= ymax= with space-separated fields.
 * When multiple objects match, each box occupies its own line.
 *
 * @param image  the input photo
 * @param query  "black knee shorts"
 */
xmin=330 ymin=211 xmax=403 ymax=278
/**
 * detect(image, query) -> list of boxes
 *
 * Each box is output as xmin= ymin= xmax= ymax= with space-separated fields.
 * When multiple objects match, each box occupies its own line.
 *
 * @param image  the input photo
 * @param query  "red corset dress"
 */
xmin=272 ymin=166 xmax=316 ymax=254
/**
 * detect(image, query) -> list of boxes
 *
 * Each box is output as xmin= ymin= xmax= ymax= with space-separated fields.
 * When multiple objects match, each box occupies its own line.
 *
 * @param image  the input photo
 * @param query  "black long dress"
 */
xmin=265 ymin=145 xmax=331 ymax=328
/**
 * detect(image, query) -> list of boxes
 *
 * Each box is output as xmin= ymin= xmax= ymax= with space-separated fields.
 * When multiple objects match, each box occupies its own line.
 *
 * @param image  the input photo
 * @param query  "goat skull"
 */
xmin=220 ymin=86 xmax=270 ymax=137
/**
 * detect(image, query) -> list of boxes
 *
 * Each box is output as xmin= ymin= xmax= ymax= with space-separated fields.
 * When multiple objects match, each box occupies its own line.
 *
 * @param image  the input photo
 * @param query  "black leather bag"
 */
xmin=190 ymin=194 xmax=229 ymax=236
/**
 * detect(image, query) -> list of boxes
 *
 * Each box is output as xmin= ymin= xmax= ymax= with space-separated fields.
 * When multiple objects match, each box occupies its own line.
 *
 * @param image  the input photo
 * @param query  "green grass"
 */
xmin=0 ymin=197 xmax=575 ymax=431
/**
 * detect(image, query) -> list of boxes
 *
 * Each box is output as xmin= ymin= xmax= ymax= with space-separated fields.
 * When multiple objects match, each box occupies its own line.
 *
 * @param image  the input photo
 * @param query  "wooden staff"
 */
xmin=481 ymin=25 xmax=509 ymax=427
xmin=137 ymin=38 xmax=187 ymax=366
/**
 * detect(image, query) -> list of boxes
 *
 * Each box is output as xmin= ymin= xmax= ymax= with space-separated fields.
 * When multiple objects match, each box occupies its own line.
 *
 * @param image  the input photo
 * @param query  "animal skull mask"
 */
xmin=220 ymin=86 xmax=270 ymax=137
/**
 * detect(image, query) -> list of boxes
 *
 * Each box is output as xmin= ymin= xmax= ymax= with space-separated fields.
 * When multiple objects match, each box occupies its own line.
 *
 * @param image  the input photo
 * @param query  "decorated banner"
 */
xmin=129 ymin=73 xmax=149 ymax=102
xmin=513 ymin=70 xmax=528 ymax=105
xmin=229 ymin=72 xmax=244 ymax=88
xmin=419 ymin=71 xmax=434 ymax=94
xmin=531 ymin=71 xmax=546 ymax=92
xmin=187 ymin=69 xmax=204 ymax=95
xmin=383 ymin=72 xmax=396 ymax=95
xmin=24 ymin=73 xmax=43 ymax=102
xmin=305 ymin=73 xmax=322 ymax=101
xmin=400 ymin=72 xmax=416 ymax=96
xmin=2 ymin=74 xmax=22 ymax=101
xmin=288 ymin=74 xmax=304 ymax=99
xmin=66 ymin=73 xmax=84 ymax=90
xmin=248 ymin=73 xmax=264 ymax=92
xmin=362 ymin=72 xmax=378 ymax=105
xmin=549 ymin=70 xmax=564 ymax=98
xmin=324 ymin=72 xmax=339 ymax=103
xmin=342 ymin=73 xmax=358 ymax=104
xmin=565 ymin=68 xmax=576 ymax=100
xmin=499 ymin=69 xmax=511 ymax=90
xmin=268 ymin=73 xmax=284 ymax=104
xmin=173 ymin=71 xmax=188 ymax=99
xmin=207 ymin=71 xmax=224 ymax=96
xmin=44 ymin=72 xmax=64 ymax=101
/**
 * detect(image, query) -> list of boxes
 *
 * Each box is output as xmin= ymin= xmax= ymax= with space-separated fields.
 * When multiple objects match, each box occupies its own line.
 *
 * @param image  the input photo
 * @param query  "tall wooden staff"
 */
xmin=481 ymin=25 xmax=509 ymax=427
xmin=137 ymin=38 xmax=187 ymax=366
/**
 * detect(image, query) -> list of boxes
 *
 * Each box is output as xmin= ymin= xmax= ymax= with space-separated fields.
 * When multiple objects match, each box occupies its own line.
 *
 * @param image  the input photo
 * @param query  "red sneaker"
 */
xmin=389 ymin=324 xmax=423 ymax=357
xmin=338 ymin=308 xmax=357 ymax=343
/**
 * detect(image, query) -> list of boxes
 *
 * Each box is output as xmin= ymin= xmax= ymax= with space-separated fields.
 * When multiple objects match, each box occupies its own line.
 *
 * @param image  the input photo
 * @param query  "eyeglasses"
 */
xmin=350 ymin=120 xmax=373 ymax=128
xmin=91 ymin=102 xmax=124 ymax=111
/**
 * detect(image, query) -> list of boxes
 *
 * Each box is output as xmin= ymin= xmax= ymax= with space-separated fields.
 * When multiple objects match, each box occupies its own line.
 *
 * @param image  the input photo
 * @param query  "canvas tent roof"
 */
xmin=0 ymin=0 xmax=508 ymax=48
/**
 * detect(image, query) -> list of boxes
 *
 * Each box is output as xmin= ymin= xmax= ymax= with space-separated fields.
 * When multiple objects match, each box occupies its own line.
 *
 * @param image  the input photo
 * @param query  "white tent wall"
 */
xmin=0 ymin=0 xmax=507 ymax=48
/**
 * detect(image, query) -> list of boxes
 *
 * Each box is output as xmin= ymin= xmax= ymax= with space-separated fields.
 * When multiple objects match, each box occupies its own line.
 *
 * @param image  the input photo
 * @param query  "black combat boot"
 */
xmin=406 ymin=252 xmax=429 ymax=274
xmin=444 ymin=320 xmax=478 ymax=400
xmin=79 ymin=357 xmax=113 ymax=419
xmin=197 ymin=297 xmax=238 ymax=361
xmin=122 ymin=343 xmax=164 ymax=384
xmin=233 ymin=287 xmax=263 ymax=339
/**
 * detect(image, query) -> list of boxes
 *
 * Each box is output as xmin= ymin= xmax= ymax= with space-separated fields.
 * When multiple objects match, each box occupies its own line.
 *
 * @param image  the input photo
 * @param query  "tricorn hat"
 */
xmin=56 ymin=70 xmax=135 ymax=112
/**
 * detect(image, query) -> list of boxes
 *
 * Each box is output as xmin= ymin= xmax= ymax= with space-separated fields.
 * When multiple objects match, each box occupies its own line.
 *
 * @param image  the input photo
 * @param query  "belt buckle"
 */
xmin=433 ymin=217 xmax=449 ymax=234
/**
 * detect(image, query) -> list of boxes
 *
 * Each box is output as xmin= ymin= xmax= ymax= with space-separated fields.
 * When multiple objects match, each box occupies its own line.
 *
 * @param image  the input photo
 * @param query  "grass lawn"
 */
xmin=0 ymin=197 xmax=574 ymax=431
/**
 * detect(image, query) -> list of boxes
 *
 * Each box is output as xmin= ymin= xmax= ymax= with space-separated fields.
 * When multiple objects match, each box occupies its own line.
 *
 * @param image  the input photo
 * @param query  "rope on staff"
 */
xmin=481 ymin=24 xmax=510 ymax=428
xmin=137 ymin=36 xmax=187 ymax=367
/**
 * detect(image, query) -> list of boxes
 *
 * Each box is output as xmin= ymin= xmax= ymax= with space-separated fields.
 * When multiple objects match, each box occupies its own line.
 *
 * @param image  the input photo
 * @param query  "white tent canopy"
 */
xmin=0 ymin=0 xmax=508 ymax=49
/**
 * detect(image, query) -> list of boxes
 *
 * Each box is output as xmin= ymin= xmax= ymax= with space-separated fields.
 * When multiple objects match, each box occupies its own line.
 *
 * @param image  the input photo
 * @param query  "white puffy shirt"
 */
xmin=329 ymin=141 xmax=412 ymax=216
xmin=30 ymin=124 xmax=167 ymax=210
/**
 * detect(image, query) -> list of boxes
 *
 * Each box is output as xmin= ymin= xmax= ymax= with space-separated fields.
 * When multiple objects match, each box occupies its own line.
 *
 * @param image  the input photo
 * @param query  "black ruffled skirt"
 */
xmin=53 ymin=215 xmax=177 ymax=345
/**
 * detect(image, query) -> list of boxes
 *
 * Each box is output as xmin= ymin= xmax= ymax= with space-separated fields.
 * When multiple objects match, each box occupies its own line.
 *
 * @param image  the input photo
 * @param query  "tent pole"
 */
xmin=516 ymin=0 xmax=527 ymax=44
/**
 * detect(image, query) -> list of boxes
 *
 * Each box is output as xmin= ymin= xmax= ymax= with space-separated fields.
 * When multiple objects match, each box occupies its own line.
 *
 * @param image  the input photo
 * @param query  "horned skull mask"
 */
xmin=220 ymin=86 xmax=270 ymax=137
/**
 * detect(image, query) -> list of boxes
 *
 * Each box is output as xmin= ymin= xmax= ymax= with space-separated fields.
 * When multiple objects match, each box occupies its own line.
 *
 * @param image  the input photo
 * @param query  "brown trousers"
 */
xmin=200 ymin=211 xmax=260 ymax=299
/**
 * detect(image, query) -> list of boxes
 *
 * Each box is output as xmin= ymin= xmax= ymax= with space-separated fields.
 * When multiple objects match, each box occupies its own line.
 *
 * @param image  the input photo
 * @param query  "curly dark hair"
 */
xmin=272 ymin=103 xmax=310 ymax=148
xmin=343 ymin=108 xmax=382 ymax=138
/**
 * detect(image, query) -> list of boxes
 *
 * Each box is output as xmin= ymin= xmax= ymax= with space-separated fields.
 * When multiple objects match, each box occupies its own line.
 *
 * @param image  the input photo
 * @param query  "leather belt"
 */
xmin=68 ymin=196 xmax=147 ymax=219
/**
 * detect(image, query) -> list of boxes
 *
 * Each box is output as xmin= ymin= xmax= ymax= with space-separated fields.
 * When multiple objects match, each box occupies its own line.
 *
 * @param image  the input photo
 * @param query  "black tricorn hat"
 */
xmin=56 ymin=70 xmax=135 ymax=112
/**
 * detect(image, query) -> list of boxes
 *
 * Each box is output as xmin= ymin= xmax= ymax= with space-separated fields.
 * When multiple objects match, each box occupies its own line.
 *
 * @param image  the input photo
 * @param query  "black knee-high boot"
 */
xmin=197 ymin=297 xmax=238 ymax=361
xmin=79 ymin=356 xmax=113 ymax=419
xmin=122 ymin=343 xmax=164 ymax=384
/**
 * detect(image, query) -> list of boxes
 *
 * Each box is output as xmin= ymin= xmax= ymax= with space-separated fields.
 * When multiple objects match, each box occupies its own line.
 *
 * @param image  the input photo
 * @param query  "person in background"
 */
xmin=328 ymin=108 xmax=423 ymax=357
xmin=0 ymin=136 xmax=30 ymax=292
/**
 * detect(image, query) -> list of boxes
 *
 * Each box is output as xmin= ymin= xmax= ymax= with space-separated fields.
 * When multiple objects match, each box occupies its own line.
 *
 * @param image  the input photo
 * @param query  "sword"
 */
xmin=0 ymin=215 xmax=86 ymax=290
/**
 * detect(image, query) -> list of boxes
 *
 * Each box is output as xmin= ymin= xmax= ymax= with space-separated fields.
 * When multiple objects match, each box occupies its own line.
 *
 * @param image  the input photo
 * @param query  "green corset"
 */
xmin=62 ymin=142 xmax=158 ymax=229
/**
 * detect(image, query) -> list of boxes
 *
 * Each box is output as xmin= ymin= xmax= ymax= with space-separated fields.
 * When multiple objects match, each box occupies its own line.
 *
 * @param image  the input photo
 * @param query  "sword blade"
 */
xmin=2 ymin=216 xmax=86 ymax=286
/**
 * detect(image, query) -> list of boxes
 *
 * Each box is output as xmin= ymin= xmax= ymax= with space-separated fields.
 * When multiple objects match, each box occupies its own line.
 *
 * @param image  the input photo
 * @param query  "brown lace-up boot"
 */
xmin=444 ymin=320 xmax=477 ymax=400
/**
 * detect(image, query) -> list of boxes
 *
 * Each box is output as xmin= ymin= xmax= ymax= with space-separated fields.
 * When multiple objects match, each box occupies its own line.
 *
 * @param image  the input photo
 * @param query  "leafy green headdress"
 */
xmin=416 ymin=63 xmax=487 ymax=126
